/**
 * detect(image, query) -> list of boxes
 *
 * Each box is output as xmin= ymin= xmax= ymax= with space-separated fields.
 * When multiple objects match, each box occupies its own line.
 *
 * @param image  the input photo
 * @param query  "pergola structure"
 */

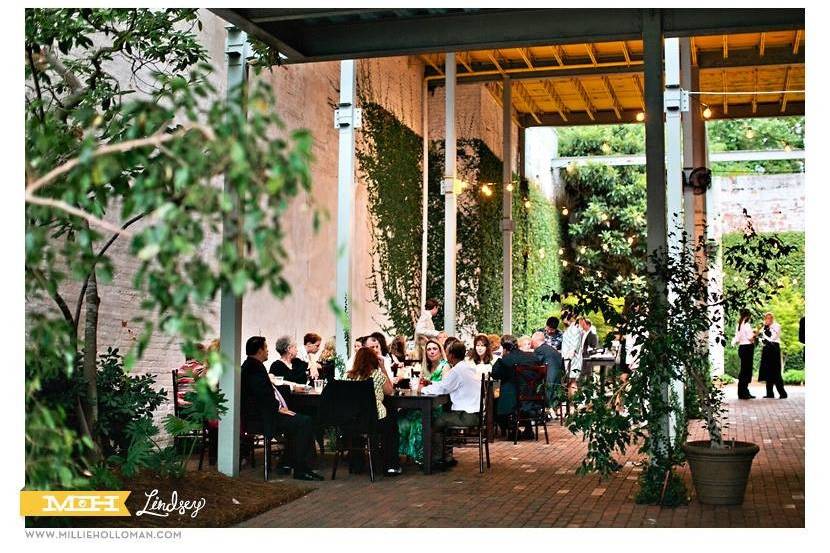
xmin=209 ymin=8 xmax=805 ymax=477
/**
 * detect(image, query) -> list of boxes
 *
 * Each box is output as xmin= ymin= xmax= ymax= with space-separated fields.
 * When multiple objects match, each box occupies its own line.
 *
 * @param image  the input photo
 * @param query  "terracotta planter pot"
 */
xmin=682 ymin=440 xmax=759 ymax=505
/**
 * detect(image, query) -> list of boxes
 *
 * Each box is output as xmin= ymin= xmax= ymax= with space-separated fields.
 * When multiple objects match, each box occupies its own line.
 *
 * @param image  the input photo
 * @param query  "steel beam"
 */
xmin=502 ymin=77 xmax=513 ymax=335
xmin=443 ymin=53 xmax=457 ymax=336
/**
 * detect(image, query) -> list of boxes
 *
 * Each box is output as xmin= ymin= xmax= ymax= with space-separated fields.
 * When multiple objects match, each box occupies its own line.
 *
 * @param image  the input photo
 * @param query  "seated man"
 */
xmin=241 ymin=336 xmax=323 ymax=481
xmin=492 ymin=334 xmax=537 ymax=437
xmin=420 ymin=341 xmax=482 ymax=470
xmin=531 ymin=331 xmax=565 ymax=409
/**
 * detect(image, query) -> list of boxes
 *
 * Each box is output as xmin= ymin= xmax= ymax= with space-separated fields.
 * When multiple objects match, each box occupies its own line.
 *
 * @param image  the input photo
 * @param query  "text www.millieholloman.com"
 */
xmin=25 ymin=529 xmax=182 ymax=540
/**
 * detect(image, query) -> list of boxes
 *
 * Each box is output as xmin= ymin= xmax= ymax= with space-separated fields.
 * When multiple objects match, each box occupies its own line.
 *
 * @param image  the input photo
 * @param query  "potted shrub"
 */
xmin=567 ymin=214 xmax=793 ymax=506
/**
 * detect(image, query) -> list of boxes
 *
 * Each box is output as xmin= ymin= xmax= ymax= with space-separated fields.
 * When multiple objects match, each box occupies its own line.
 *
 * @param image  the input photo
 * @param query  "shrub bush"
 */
xmin=783 ymin=370 xmax=805 ymax=385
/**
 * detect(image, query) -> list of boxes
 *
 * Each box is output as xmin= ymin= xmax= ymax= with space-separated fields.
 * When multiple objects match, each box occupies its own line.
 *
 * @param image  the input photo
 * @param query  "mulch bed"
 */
xmin=34 ymin=470 xmax=313 ymax=528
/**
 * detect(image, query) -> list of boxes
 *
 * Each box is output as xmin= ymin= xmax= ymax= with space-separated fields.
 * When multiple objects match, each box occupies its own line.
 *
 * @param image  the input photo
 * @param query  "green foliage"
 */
xmin=95 ymin=347 xmax=167 ymax=457
xmin=708 ymin=117 xmax=804 ymax=175
xmin=557 ymin=126 xmax=647 ymax=307
xmin=719 ymin=373 xmax=736 ymax=385
xmin=634 ymin=465 xmax=689 ymax=507
xmin=783 ymin=370 xmax=804 ymax=385
xmin=25 ymin=8 xmax=311 ymax=489
xmin=427 ymin=139 xmax=560 ymax=335
xmin=356 ymin=102 xmax=423 ymax=334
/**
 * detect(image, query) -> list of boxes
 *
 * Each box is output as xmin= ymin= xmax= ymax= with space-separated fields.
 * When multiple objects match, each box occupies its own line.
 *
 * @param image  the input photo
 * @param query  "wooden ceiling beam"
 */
xmin=632 ymin=74 xmax=645 ymax=110
xmin=759 ymin=32 xmax=766 ymax=57
xmin=518 ymin=47 xmax=535 ymax=69
xmin=601 ymin=76 xmax=623 ymax=120
xmin=585 ymin=43 xmax=599 ymax=66
xmin=793 ymin=30 xmax=802 ymax=55
xmin=487 ymin=49 xmax=506 ymax=74
xmin=540 ymin=80 xmax=569 ymax=122
xmin=458 ymin=52 xmax=474 ymax=73
xmin=722 ymin=69 xmax=728 ymax=114
xmin=420 ymin=54 xmax=443 ymax=76
xmin=571 ymin=77 xmax=596 ymax=121
xmin=485 ymin=82 xmax=522 ymax=127
xmin=752 ymin=68 xmax=758 ymax=114
xmin=691 ymin=37 xmax=698 ymax=66
xmin=550 ymin=45 xmax=565 ymax=66
xmin=514 ymin=82 xmax=543 ymax=124
xmin=781 ymin=66 xmax=793 ymax=113
xmin=722 ymin=34 xmax=728 ymax=59
xmin=620 ymin=41 xmax=631 ymax=65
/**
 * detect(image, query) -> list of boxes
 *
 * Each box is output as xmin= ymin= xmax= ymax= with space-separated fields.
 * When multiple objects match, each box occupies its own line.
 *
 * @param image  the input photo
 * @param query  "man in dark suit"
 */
xmin=578 ymin=317 xmax=599 ymax=382
xmin=491 ymin=334 xmax=538 ymax=438
xmin=531 ymin=331 xmax=565 ymax=408
xmin=241 ymin=336 xmax=323 ymax=481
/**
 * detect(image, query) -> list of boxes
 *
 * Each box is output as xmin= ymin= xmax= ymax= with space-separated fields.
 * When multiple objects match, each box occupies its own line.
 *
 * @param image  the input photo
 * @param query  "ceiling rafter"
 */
xmin=752 ymin=68 xmax=759 ymax=113
xmin=781 ymin=66 xmax=793 ymax=113
xmin=585 ymin=43 xmax=599 ymax=66
xmin=487 ymin=49 xmax=506 ymax=74
xmin=571 ymin=77 xmax=596 ymax=121
xmin=620 ymin=41 xmax=631 ymax=65
xmin=793 ymin=30 xmax=802 ymax=54
xmin=485 ymin=82 xmax=521 ymax=126
xmin=457 ymin=52 xmax=474 ymax=73
xmin=759 ymin=32 xmax=766 ymax=57
xmin=518 ymin=47 xmax=535 ymax=69
xmin=722 ymin=69 xmax=729 ymax=114
xmin=514 ymin=82 xmax=543 ymax=124
xmin=632 ymin=74 xmax=645 ymax=110
xmin=540 ymin=80 xmax=569 ymax=122
xmin=550 ymin=45 xmax=565 ymax=66
xmin=420 ymin=54 xmax=443 ymax=76
xmin=600 ymin=76 xmax=623 ymax=120
xmin=690 ymin=36 xmax=698 ymax=66
xmin=722 ymin=34 xmax=729 ymax=59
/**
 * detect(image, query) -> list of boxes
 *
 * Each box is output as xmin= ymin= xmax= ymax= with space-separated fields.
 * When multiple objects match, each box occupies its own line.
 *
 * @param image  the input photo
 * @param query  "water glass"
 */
xmin=313 ymin=379 xmax=324 ymax=393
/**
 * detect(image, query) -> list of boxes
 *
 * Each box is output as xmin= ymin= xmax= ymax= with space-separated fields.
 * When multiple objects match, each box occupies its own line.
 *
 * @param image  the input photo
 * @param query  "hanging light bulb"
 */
xmin=562 ymin=260 xmax=569 ymax=267
xmin=524 ymin=198 xmax=531 ymax=209
xmin=558 ymin=248 xmax=564 ymax=255
xmin=600 ymin=213 xmax=609 ymax=221
xmin=635 ymin=111 xmax=645 ymax=122
xmin=602 ymin=243 xmax=609 ymax=252
xmin=702 ymin=106 xmax=712 ymax=119
xmin=601 ymin=142 xmax=612 ymax=154
xmin=505 ymin=182 xmax=514 ymax=192
xmin=538 ymin=248 xmax=546 ymax=259
xmin=745 ymin=127 xmax=755 ymax=139
xmin=784 ymin=143 xmax=793 ymax=153
xmin=616 ymin=275 xmax=624 ymax=282
xmin=627 ymin=236 xmax=634 ymax=245
xmin=481 ymin=183 xmax=493 ymax=197
xmin=561 ymin=207 xmax=569 ymax=216
xmin=579 ymin=246 xmax=587 ymax=254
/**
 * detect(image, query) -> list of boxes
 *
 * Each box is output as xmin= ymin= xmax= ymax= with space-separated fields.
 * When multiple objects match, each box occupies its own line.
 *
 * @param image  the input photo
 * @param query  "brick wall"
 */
xmin=717 ymin=173 xmax=805 ymax=234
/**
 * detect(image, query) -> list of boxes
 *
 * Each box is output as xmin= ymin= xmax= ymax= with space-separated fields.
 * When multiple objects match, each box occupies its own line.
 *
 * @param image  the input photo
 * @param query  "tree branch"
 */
xmin=26 ymin=46 xmax=46 ymax=124
xmin=26 ymin=122 xmax=216 ymax=197
xmin=25 ymin=194 xmax=135 ymax=238
xmin=29 ymin=267 xmax=76 ymax=331
xmin=73 ymin=211 xmax=147 ymax=328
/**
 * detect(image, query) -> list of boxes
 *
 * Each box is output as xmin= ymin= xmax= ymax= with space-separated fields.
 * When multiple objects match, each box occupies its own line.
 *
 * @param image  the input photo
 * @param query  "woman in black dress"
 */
xmin=758 ymin=312 xmax=787 ymax=399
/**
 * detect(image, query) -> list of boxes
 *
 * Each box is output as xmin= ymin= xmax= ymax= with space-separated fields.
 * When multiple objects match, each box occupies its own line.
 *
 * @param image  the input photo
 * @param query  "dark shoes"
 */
xmin=738 ymin=394 xmax=756 ymax=400
xmin=763 ymin=394 xmax=775 ymax=398
xmin=294 ymin=470 xmax=324 ymax=481
xmin=385 ymin=467 xmax=403 ymax=477
xmin=779 ymin=393 xmax=788 ymax=399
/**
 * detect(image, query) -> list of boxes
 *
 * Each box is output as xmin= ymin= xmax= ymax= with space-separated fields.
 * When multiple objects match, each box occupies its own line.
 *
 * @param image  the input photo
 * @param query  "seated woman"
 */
xmin=270 ymin=335 xmax=310 ymax=385
xmin=317 ymin=337 xmax=337 ymax=381
xmin=469 ymin=333 xmax=494 ymax=378
xmin=345 ymin=347 xmax=402 ymax=476
xmin=397 ymin=338 xmax=450 ymax=466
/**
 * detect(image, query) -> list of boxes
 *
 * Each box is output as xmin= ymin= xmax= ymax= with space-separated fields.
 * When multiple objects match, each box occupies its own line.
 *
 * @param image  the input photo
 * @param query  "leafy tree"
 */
xmin=708 ymin=116 xmax=804 ymax=175
xmin=25 ymin=8 xmax=312 ymax=488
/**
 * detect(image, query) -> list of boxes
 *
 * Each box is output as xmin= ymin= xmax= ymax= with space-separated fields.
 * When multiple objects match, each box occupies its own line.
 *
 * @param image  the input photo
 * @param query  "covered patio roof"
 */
xmin=212 ymin=8 xmax=804 ymax=126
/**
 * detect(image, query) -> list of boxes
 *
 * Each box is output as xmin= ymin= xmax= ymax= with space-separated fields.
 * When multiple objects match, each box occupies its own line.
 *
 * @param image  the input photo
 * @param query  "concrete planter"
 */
xmin=682 ymin=440 xmax=760 ymax=505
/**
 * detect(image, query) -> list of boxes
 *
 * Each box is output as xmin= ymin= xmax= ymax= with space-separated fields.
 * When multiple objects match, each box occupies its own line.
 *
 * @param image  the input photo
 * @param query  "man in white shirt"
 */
xmin=421 ymin=341 xmax=482 ymax=469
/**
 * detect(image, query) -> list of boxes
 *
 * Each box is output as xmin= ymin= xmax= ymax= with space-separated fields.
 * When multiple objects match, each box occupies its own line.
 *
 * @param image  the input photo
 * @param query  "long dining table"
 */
xmin=285 ymin=386 xmax=450 ymax=475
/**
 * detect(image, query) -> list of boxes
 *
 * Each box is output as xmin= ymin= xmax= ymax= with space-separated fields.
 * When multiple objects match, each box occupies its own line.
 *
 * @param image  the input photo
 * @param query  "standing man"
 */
xmin=531 ymin=331 xmax=565 ymax=409
xmin=240 ymin=336 xmax=323 ymax=481
xmin=578 ymin=317 xmax=598 ymax=382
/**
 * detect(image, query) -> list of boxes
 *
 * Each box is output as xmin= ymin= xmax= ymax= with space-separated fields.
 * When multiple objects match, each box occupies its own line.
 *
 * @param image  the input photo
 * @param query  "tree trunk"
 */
xmin=82 ymin=269 xmax=100 ymax=442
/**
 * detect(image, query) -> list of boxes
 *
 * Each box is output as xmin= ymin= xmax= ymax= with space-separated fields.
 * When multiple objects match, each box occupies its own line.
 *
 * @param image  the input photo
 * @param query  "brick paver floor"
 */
xmin=237 ymin=383 xmax=804 ymax=528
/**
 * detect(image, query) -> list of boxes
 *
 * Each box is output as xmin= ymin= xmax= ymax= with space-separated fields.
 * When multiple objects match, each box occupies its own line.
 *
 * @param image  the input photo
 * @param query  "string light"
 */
xmin=562 ymin=260 xmax=568 ymax=267
xmin=538 ymin=248 xmax=546 ymax=259
xmin=524 ymin=198 xmax=531 ymax=209
xmin=635 ymin=111 xmax=645 ymax=122
xmin=566 ymin=163 xmax=577 ymax=175
xmin=481 ymin=183 xmax=493 ymax=197
xmin=558 ymin=248 xmax=564 ymax=255
xmin=602 ymin=243 xmax=609 ymax=252
xmin=579 ymin=246 xmax=587 ymax=254
xmin=505 ymin=182 xmax=514 ymax=192
xmin=561 ymin=207 xmax=569 ymax=216
xmin=601 ymin=142 xmax=612 ymax=154
xmin=627 ymin=236 xmax=635 ymax=245
xmin=702 ymin=106 xmax=712 ymax=119
xmin=783 ymin=143 xmax=793 ymax=153
xmin=616 ymin=275 xmax=624 ymax=282
xmin=745 ymin=127 xmax=755 ymax=139
xmin=600 ymin=213 xmax=609 ymax=221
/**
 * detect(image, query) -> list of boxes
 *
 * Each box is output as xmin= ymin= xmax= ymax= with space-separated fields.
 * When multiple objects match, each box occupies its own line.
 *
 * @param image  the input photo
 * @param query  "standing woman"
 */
xmin=732 ymin=308 xmax=757 ymax=400
xmin=758 ymin=312 xmax=787 ymax=399
xmin=560 ymin=312 xmax=584 ymax=400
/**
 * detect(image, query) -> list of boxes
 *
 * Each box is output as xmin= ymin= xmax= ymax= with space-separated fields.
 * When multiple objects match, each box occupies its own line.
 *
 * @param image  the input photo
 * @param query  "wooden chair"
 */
xmin=512 ymin=365 xmax=549 ymax=445
xmin=442 ymin=375 xmax=492 ymax=473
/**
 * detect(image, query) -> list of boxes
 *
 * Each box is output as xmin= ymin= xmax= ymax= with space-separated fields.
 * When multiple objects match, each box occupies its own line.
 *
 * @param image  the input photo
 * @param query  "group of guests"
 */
xmin=732 ymin=310 xmax=787 ymax=400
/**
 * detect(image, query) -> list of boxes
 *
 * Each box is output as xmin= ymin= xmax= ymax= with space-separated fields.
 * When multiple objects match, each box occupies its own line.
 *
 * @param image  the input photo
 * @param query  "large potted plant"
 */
xmin=567 ymin=213 xmax=793 ymax=506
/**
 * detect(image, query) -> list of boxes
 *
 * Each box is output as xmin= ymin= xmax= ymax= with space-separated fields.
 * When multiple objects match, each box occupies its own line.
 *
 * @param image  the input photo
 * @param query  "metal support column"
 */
xmin=680 ymin=38 xmax=708 ymax=242
xmin=421 ymin=79 xmax=429 ymax=311
xmin=501 ymin=77 xmax=514 ymax=335
xmin=664 ymin=36 xmax=687 ymax=437
xmin=443 ymin=53 xmax=457 ymax=336
xmin=643 ymin=11 xmax=667 ymax=266
xmin=217 ymin=25 xmax=249 ymax=477
xmin=335 ymin=60 xmax=360 ymax=362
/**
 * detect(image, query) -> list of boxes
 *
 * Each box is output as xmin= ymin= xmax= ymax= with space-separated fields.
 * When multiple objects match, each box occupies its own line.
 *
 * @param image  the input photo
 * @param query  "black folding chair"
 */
xmin=443 ymin=375 xmax=492 ymax=473
xmin=317 ymin=380 xmax=380 ymax=482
